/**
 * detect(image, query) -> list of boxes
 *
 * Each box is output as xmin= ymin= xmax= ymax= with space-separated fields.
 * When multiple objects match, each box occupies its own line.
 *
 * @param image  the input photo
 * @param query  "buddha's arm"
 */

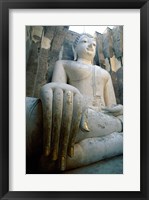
xmin=52 ymin=60 xmax=67 ymax=83
xmin=103 ymin=72 xmax=123 ymax=123
xmin=104 ymin=73 xmax=116 ymax=107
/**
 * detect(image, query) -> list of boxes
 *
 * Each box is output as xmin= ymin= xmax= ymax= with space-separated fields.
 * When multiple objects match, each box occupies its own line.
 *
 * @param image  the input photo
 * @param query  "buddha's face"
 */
xmin=75 ymin=35 xmax=96 ymax=61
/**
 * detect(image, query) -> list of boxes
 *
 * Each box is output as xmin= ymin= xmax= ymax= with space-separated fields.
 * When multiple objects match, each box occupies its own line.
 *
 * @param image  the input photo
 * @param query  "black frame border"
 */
xmin=0 ymin=0 xmax=149 ymax=199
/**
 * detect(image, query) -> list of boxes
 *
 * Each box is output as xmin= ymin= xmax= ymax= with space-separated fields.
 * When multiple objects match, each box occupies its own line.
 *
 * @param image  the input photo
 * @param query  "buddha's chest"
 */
xmin=65 ymin=63 xmax=105 ymax=107
xmin=65 ymin=62 xmax=92 ymax=81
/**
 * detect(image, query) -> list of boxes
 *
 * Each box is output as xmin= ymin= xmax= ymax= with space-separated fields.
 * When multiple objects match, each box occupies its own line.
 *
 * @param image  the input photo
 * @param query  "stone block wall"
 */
xmin=26 ymin=26 xmax=123 ymax=104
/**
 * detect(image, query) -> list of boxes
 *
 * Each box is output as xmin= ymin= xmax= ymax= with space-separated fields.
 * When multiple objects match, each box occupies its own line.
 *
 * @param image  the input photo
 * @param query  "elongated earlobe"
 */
xmin=72 ymin=45 xmax=77 ymax=60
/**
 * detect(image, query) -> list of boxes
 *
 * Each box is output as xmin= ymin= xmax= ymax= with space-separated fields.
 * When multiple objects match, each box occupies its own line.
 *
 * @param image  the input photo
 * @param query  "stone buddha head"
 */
xmin=73 ymin=33 xmax=96 ymax=63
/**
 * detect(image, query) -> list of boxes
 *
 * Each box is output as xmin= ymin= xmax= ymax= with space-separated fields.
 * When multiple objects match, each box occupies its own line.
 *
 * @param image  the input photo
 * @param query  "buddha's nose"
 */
xmin=88 ymin=42 xmax=94 ymax=48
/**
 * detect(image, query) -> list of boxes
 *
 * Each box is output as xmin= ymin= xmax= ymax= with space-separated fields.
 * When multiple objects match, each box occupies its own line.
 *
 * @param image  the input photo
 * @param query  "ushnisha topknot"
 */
xmin=73 ymin=33 xmax=95 ymax=49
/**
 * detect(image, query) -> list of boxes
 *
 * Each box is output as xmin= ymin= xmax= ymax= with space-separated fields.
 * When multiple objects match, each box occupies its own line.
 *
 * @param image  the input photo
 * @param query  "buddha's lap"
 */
xmin=75 ymin=108 xmax=122 ymax=143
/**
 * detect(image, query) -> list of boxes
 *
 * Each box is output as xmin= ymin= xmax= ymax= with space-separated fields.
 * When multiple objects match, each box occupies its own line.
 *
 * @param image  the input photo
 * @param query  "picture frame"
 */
xmin=0 ymin=0 xmax=148 ymax=199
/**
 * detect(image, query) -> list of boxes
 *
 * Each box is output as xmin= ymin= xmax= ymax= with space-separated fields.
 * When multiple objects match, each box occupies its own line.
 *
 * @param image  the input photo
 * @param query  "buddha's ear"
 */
xmin=72 ymin=45 xmax=77 ymax=60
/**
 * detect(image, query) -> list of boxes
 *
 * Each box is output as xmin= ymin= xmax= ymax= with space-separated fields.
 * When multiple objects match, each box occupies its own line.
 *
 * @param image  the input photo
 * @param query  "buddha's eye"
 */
xmin=93 ymin=42 xmax=96 ymax=47
xmin=81 ymin=38 xmax=88 ymax=43
xmin=83 ymin=40 xmax=87 ymax=43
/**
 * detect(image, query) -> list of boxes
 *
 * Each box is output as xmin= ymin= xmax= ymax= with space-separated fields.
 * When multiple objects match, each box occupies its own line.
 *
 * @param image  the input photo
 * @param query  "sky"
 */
xmin=69 ymin=26 xmax=114 ymax=36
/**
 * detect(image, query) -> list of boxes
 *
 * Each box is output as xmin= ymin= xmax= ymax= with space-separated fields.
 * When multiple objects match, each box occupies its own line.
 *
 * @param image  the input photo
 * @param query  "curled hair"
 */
xmin=73 ymin=33 xmax=94 ymax=49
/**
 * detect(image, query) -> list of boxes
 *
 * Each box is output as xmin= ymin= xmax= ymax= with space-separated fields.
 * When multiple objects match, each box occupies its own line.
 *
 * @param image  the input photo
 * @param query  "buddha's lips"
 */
xmin=85 ymin=48 xmax=95 ymax=55
xmin=86 ymin=48 xmax=94 ymax=52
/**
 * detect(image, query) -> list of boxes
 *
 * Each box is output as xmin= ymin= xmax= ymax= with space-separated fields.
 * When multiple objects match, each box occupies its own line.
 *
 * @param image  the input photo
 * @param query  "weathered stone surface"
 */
xmin=104 ymin=58 xmax=111 ymax=72
xmin=44 ymin=26 xmax=56 ymax=40
xmin=33 ymin=36 xmax=50 ymax=97
xmin=111 ymin=67 xmax=123 ymax=105
xmin=116 ymin=67 xmax=123 ymax=104
xmin=63 ymin=155 xmax=123 ymax=174
xmin=26 ymin=26 xmax=43 ymax=97
xmin=62 ymin=30 xmax=80 ymax=60
xmin=48 ymin=30 xmax=88 ymax=72
xmin=95 ymin=32 xmax=105 ymax=68
xmin=46 ymin=26 xmax=69 ymax=82
xmin=31 ymin=26 xmax=43 ymax=43
xmin=102 ymin=27 xmax=113 ymax=59
xmin=41 ymin=36 xmax=51 ymax=49
xmin=33 ymin=51 xmax=49 ymax=97
xmin=26 ymin=26 xmax=69 ymax=97
xmin=26 ymin=97 xmax=43 ymax=157
xmin=39 ymin=132 xmax=123 ymax=172
xmin=66 ymin=132 xmax=123 ymax=170
xmin=26 ymin=26 xmax=32 ymax=64
xmin=112 ymin=26 xmax=123 ymax=58
xmin=26 ymin=42 xmax=41 ymax=97
xmin=110 ymin=55 xmax=121 ymax=72
xmin=111 ymin=71 xmax=119 ymax=104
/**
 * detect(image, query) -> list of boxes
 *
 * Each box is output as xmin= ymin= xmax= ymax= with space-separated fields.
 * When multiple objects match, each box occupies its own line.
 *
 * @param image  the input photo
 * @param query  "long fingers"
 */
xmin=40 ymin=87 xmax=53 ymax=156
xmin=59 ymin=90 xmax=73 ymax=171
xmin=67 ymin=93 xmax=82 ymax=157
xmin=40 ymin=84 xmax=83 ymax=171
xmin=51 ymin=88 xmax=63 ymax=160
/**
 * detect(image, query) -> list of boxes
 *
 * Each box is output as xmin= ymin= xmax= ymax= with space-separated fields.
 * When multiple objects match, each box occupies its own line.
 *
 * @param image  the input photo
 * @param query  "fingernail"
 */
xmin=44 ymin=147 xmax=50 ymax=156
xmin=70 ymin=147 xmax=74 ymax=157
xmin=52 ymin=151 xmax=58 ymax=161
xmin=68 ymin=146 xmax=74 ymax=157
xmin=60 ymin=156 xmax=66 ymax=171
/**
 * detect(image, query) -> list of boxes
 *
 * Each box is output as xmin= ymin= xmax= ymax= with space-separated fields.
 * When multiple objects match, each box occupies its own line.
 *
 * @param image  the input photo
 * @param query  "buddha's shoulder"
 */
xmin=95 ymin=65 xmax=110 ymax=76
xmin=55 ymin=60 xmax=78 ymax=69
xmin=60 ymin=60 xmax=93 ymax=71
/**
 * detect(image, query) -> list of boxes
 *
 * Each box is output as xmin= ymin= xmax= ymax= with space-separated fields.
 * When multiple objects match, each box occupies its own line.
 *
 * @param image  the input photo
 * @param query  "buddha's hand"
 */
xmin=40 ymin=82 xmax=83 ymax=171
xmin=102 ymin=104 xmax=123 ymax=117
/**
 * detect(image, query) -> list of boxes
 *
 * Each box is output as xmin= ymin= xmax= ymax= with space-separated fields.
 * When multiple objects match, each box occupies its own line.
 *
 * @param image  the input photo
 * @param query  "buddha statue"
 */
xmin=26 ymin=33 xmax=123 ymax=173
